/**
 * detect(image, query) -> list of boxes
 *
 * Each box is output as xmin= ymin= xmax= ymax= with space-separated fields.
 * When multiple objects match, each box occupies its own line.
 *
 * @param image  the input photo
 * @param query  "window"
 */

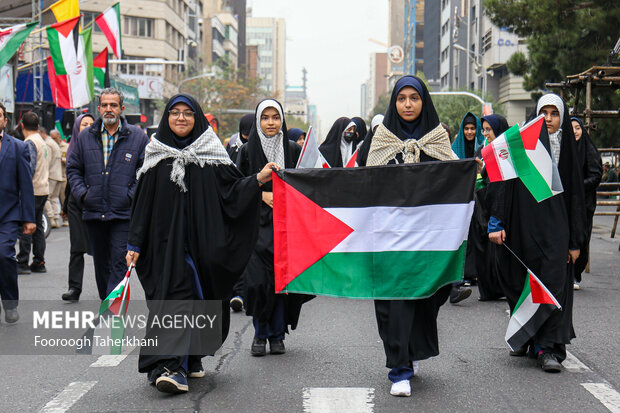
xmin=482 ymin=29 xmax=492 ymax=52
xmin=123 ymin=16 xmax=154 ymax=38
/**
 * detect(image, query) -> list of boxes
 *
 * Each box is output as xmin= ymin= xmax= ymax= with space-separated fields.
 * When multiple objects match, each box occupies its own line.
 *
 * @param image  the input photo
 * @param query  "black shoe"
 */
xmin=5 ymin=308 xmax=19 ymax=323
xmin=251 ymin=338 xmax=267 ymax=357
xmin=450 ymin=286 xmax=472 ymax=304
xmin=269 ymin=339 xmax=286 ymax=355
xmin=61 ymin=288 xmax=80 ymax=302
xmin=155 ymin=368 xmax=188 ymax=393
xmin=17 ymin=263 xmax=31 ymax=274
xmin=30 ymin=262 xmax=47 ymax=273
xmin=509 ymin=347 xmax=527 ymax=357
xmin=230 ymin=296 xmax=244 ymax=312
xmin=538 ymin=352 xmax=562 ymax=373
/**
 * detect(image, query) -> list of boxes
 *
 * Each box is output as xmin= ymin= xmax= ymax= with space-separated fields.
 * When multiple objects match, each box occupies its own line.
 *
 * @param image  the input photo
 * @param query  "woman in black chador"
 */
xmin=318 ymin=116 xmax=352 ymax=167
xmin=126 ymin=94 xmax=277 ymax=394
xmin=570 ymin=117 xmax=602 ymax=289
xmin=488 ymin=93 xmax=585 ymax=373
xmin=358 ymin=75 xmax=457 ymax=397
xmin=236 ymin=98 xmax=312 ymax=357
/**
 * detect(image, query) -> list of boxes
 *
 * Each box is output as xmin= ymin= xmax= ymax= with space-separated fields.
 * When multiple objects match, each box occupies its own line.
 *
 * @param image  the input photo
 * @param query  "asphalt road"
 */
xmin=1 ymin=211 xmax=618 ymax=412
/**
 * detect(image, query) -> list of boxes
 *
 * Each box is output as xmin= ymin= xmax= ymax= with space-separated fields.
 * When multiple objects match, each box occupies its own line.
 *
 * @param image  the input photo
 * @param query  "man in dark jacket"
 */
xmin=66 ymin=88 xmax=148 ymax=300
xmin=0 ymin=103 xmax=35 ymax=323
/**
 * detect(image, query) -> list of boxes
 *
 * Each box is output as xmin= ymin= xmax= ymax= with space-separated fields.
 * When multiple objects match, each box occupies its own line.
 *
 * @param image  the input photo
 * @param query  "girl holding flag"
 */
xmin=358 ymin=75 xmax=458 ymax=397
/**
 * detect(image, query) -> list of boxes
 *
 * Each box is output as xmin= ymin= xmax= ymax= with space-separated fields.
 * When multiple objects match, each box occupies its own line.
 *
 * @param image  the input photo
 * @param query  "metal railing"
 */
xmin=595 ymin=148 xmax=619 ymax=249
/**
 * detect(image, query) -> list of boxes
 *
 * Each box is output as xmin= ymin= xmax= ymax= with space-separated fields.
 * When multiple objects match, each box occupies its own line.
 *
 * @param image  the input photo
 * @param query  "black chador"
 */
xmin=318 ymin=117 xmax=351 ymax=167
xmin=359 ymin=75 xmax=457 ymax=390
xmin=236 ymin=99 xmax=312 ymax=355
xmin=127 ymin=94 xmax=262 ymax=384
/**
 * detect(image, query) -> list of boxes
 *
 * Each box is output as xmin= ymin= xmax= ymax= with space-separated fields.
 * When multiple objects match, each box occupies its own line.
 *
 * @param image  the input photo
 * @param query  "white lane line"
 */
xmin=581 ymin=383 xmax=620 ymax=413
xmin=39 ymin=381 xmax=97 ymax=413
xmin=564 ymin=351 xmax=592 ymax=372
xmin=90 ymin=354 xmax=127 ymax=367
xmin=303 ymin=388 xmax=374 ymax=413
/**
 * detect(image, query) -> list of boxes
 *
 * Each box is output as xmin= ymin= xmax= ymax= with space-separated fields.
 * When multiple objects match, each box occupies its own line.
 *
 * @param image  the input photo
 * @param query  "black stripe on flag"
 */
xmin=278 ymin=159 xmax=477 ymax=208
xmin=507 ymin=304 xmax=556 ymax=351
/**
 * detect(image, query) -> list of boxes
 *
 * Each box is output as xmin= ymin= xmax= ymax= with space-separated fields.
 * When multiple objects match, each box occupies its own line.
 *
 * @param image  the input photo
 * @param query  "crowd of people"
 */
xmin=0 ymin=76 xmax=609 ymax=397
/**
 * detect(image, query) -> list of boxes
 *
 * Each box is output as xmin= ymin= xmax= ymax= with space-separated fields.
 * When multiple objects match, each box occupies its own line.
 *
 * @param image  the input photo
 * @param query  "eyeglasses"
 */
xmin=482 ymin=127 xmax=493 ymax=134
xmin=169 ymin=110 xmax=195 ymax=119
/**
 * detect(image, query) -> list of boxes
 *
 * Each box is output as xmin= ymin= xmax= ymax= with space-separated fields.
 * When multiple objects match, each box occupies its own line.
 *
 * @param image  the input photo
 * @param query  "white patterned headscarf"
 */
xmin=340 ymin=121 xmax=356 ymax=165
xmin=537 ymin=93 xmax=564 ymax=164
xmin=256 ymin=99 xmax=285 ymax=168
xmin=371 ymin=114 xmax=384 ymax=131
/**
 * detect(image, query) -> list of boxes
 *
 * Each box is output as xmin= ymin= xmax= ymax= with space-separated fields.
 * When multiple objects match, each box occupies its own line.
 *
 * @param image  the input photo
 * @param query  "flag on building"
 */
xmin=77 ymin=267 xmax=132 ymax=355
xmin=296 ymin=126 xmax=330 ymax=169
xmin=47 ymin=18 xmax=94 ymax=109
xmin=505 ymin=269 xmax=561 ymax=351
xmin=273 ymin=160 xmax=476 ymax=299
xmin=93 ymin=48 xmax=109 ymax=88
xmin=481 ymin=115 xmax=563 ymax=202
xmin=95 ymin=2 xmax=122 ymax=58
xmin=0 ymin=22 xmax=38 ymax=68
xmin=50 ymin=0 xmax=80 ymax=23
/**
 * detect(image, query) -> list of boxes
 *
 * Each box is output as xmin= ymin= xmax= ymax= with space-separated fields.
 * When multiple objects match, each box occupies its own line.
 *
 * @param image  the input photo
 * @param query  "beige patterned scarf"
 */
xmin=366 ymin=123 xmax=457 ymax=166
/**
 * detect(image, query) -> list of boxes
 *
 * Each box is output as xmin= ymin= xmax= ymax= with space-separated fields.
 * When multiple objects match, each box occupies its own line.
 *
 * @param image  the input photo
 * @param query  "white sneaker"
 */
xmin=413 ymin=361 xmax=419 ymax=376
xmin=573 ymin=283 xmax=580 ymax=290
xmin=390 ymin=380 xmax=411 ymax=397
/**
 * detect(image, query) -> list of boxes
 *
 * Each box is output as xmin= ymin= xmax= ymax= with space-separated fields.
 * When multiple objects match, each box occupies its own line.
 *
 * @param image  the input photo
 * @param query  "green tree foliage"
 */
xmin=286 ymin=116 xmax=310 ymax=132
xmin=484 ymin=0 xmax=620 ymax=146
xmin=506 ymin=51 xmax=528 ymax=77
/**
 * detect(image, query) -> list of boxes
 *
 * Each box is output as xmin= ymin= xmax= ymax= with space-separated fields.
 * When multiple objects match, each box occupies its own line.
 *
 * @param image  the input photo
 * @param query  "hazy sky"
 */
xmin=248 ymin=0 xmax=388 ymax=137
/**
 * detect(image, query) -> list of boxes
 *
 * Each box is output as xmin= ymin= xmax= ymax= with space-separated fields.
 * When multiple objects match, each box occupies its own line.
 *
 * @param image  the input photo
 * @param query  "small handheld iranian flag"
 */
xmin=0 ymin=22 xmax=38 ymax=68
xmin=504 ymin=245 xmax=561 ymax=351
xmin=481 ymin=115 xmax=563 ymax=202
xmin=95 ymin=2 xmax=122 ymax=58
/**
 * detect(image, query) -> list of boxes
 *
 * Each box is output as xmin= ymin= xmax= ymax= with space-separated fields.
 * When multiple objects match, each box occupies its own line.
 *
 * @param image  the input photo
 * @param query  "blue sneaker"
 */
xmin=155 ymin=368 xmax=188 ymax=393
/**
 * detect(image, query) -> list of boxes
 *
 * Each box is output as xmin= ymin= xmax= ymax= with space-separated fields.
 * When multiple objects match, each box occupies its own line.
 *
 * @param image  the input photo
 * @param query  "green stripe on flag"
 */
xmin=284 ymin=244 xmax=466 ymax=299
xmin=505 ymin=125 xmax=553 ymax=201
xmin=81 ymin=27 xmax=94 ymax=101
xmin=512 ymin=272 xmax=532 ymax=316
xmin=46 ymin=27 xmax=67 ymax=75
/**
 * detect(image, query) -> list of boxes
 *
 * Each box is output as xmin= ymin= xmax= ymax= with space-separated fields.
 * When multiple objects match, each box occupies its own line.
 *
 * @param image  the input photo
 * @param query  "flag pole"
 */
xmin=502 ymin=243 xmax=531 ymax=271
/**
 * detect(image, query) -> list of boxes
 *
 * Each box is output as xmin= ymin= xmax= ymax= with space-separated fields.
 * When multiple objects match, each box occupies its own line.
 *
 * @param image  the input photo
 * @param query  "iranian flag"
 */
xmin=273 ymin=160 xmax=476 ymax=299
xmin=505 ymin=269 xmax=561 ymax=351
xmin=0 ymin=22 xmax=38 ymax=68
xmin=77 ymin=266 xmax=132 ymax=355
xmin=481 ymin=115 xmax=563 ymax=202
xmin=93 ymin=48 xmax=109 ymax=88
xmin=95 ymin=2 xmax=122 ymax=58
xmin=47 ymin=17 xmax=94 ymax=109
xmin=296 ymin=126 xmax=331 ymax=169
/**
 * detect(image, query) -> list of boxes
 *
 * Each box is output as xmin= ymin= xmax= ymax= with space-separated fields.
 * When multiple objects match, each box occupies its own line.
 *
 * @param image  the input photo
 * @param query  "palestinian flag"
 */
xmin=0 ymin=22 xmax=38 ymax=68
xmin=77 ymin=267 xmax=132 ymax=355
xmin=505 ymin=269 xmax=561 ymax=351
xmin=93 ymin=49 xmax=109 ymax=88
xmin=297 ymin=126 xmax=331 ymax=169
xmin=47 ymin=17 xmax=94 ymax=109
xmin=95 ymin=2 xmax=122 ymax=58
xmin=482 ymin=115 xmax=563 ymax=202
xmin=273 ymin=160 xmax=476 ymax=299
xmin=345 ymin=148 xmax=358 ymax=168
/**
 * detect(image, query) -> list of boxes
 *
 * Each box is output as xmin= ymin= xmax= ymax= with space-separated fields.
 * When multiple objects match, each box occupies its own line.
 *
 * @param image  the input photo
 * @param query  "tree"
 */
xmin=286 ymin=116 xmax=310 ymax=131
xmin=484 ymin=0 xmax=620 ymax=146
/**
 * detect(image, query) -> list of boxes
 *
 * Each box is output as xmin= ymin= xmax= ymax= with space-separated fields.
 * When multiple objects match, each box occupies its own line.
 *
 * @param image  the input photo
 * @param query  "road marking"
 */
xmin=90 ymin=355 xmax=127 ymax=367
xmin=564 ymin=351 xmax=592 ymax=372
xmin=303 ymin=388 xmax=374 ymax=413
xmin=581 ymin=383 xmax=620 ymax=413
xmin=39 ymin=381 xmax=97 ymax=413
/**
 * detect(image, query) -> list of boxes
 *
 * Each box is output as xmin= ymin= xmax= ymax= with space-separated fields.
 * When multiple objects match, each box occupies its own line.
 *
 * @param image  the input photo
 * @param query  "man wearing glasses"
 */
xmin=67 ymin=88 xmax=148 ymax=300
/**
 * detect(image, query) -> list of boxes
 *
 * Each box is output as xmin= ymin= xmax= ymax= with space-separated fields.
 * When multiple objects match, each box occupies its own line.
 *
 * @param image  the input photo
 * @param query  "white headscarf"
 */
xmin=340 ymin=120 xmax=356 ymax=165
xmin=256 ymin=99 xmax=285 ymax=167
xmin=371 ymin=114 xmax=384 ymax=131
xmin=536 ymin=93 xmax=564 ymax=164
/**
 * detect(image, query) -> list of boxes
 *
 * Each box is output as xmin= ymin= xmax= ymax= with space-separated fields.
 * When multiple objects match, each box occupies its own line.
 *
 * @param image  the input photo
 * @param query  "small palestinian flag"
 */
xmin=505 ymin=269 xmax=561 ymax=351
xmin=0 ymin=21 xmax=38 ymax=68
xmin=345 ymin=148 xmax=358 ymax=168
xmin=95 ymin=2 xmax=122 ymax=58
xmin=77 ymin=267 xmax=132 ymax=355
xmin=93 ymin=49 xmax=109 ymax=88
xmin=273 ymin=160 xmax=476 ymax=299
xmin=297 ymin=126 xmax=331 ymax=169
xmin=481 ymin=115 xmax=563 ymax=202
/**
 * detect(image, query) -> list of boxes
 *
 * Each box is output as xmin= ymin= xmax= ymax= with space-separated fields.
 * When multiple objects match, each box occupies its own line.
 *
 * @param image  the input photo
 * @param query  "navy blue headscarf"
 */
xmin=481 ymin=114 xmax=509 ymax=138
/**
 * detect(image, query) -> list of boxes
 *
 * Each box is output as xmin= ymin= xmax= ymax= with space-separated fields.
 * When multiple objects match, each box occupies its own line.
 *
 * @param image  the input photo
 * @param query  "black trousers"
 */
xmin=17 ymin=195 xmax=48 ymax=266
xmin=0 ymin=222 xmax=19 ymax=309
xmin=85 ymin=219 xmax=129 ymax=300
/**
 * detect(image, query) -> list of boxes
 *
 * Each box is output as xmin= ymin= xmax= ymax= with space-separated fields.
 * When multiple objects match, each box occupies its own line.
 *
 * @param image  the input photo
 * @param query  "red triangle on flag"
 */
xmin=520 ymin=116 xmax=545 ymax=151
xmin=273 ymin=173 xmax=353 ymax=293
xmin=93 ymin=49 xmax=108 ymax=69
xmin=50 ymin=15 xmax=80 ymax=38
xmin=528 ymin=272 xmax=557 ymax=305
xmin=345 ymin=149 xmax=358 ymax=168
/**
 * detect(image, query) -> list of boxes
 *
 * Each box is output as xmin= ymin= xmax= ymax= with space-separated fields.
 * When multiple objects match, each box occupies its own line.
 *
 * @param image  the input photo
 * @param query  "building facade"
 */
xmin=246 ymin=16 xmax=286 ymax=99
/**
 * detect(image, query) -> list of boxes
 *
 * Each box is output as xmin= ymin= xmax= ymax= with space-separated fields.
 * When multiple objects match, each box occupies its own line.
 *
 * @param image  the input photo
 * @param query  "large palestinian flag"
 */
xmin=273 ymin=160 xmax=477 ymax=299
xmin=505 ymin=269 xmax=561 ymax=351
xmin=482 ymin=115 xmax=563 ymax=202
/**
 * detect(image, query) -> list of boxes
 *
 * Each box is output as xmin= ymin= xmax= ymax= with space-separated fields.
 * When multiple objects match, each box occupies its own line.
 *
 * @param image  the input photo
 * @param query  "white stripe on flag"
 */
xmin=327 ymin=203 xmax=473 ymax=253
xmin=505 ymin=292 xmax=538 ymax=341
xmin=492 ymin=136 xmax=518 ymax=180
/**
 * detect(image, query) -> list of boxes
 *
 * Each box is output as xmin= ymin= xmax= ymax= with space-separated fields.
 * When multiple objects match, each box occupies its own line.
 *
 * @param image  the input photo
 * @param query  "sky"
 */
xmin=248 ymin=0 xmax=388 ymax=137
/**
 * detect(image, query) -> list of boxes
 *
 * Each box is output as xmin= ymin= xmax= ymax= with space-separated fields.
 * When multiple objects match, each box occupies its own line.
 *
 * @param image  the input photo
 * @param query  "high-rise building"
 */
xmin=246 ymin=16 xmax=286 ymax=100
xmin=423 ymin=0 xmax=440 ymax=84
xmin=388 ymin=0 xmax=405 ymax=87
xmin=403 ymin=0 xmax=424 ymax=75
xmin=362 ymin=52 xmax=388 ymax=118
